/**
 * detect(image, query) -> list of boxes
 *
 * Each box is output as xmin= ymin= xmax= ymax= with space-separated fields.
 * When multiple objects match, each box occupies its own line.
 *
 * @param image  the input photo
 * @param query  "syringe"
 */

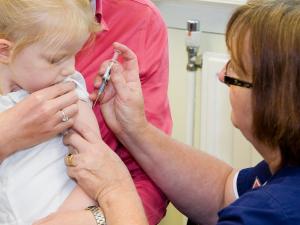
xmin=93 ymin=50 xmax=120 ymax=107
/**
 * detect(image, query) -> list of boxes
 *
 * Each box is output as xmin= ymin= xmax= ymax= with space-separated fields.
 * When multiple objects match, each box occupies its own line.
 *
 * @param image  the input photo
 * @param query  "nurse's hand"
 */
xmin=90 ymin=42 xmax=148 ymax=138
xmin=0 ymin=82 xmax=78 ymax=161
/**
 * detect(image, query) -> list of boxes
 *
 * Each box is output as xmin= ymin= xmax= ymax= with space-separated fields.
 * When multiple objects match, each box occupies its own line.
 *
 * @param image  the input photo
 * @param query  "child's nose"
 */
xmin=61 ymin=58 xmax=75 ymax=77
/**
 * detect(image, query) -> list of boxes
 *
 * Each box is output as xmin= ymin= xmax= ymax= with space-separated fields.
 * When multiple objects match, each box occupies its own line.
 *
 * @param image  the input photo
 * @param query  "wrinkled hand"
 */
xmin=33 ymin=210 xmax=95 ymax=225
xmin=0 ymin=82 xmax=79 ymax=160
xmin=63 ymin=122 xmax=134 ymax=203
xmin=90 ymin=42 xmax=148 ymax=137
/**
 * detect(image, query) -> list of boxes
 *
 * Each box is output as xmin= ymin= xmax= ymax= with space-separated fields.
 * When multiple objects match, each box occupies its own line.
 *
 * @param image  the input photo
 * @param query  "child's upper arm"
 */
xmin=75 ymin=100 xmax=100 ymax=137
xmin=66 ymin=71 xmax=100 ymax=137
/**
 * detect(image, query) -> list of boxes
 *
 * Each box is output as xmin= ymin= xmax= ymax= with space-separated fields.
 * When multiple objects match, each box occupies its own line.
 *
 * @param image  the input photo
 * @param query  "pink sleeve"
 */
xmin=97 ymin=4 xmax=172 ymax=225
xmin=140 ymin=7 xmax=172 ymax=136
xmin=118 ymin=7 xmax=172 ymax=225
xmin=131 ymin=8 xmax=172 ymax=225
xmin=75 ymin=1 xmax=172 ymax=223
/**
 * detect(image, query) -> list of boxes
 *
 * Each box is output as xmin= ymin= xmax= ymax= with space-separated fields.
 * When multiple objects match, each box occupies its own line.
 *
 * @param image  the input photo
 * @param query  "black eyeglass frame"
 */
xmin=224 ymin=61 xmax=253 ymax=89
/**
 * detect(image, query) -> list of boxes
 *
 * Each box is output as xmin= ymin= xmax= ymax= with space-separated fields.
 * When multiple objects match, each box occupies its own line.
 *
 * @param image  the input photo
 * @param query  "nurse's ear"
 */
xmin=0 ymin=39 xmax=13 ymax=64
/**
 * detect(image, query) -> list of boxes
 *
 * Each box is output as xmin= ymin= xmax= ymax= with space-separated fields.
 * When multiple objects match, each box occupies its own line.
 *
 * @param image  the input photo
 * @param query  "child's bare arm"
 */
xmin=74 ymin=100 xmax=100 ymax=137
xmin=58 ymin=100 xmax=100 ymax=211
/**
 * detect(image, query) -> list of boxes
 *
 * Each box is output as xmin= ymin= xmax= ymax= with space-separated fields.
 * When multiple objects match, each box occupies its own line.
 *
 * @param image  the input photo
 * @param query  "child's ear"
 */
xmin=0 ymin=39 xmax=13 ymax=64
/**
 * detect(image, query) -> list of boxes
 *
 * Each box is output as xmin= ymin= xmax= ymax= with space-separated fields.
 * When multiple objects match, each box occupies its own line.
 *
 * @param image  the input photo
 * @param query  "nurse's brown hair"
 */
xmin=226 ymin=0 xmax=300 ymax=166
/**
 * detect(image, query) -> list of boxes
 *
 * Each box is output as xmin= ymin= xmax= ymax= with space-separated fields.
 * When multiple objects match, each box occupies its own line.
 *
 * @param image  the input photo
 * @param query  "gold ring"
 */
xmin=64 ymin=153 xmax=76 ymax=167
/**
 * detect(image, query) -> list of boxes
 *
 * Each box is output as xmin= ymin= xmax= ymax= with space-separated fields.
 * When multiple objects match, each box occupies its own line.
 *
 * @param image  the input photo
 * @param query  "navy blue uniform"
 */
xmin=217 ymin=161 xmax=300 ymax=225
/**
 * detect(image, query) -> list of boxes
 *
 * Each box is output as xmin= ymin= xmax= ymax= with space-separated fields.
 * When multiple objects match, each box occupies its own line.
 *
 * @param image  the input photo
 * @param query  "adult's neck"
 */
xmin=252 ymin=140 xmax=281 ymax=174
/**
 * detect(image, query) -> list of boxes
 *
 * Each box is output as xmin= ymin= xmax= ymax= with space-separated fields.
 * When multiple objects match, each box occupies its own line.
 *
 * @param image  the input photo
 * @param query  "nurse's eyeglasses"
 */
xmin=224 ymin=60 xmax=253 ymax=88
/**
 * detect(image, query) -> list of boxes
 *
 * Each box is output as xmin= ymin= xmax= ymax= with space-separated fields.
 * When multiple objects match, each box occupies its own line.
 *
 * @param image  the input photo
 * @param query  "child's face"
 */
xmin=8 ymin=33 xmax=89 ymax=93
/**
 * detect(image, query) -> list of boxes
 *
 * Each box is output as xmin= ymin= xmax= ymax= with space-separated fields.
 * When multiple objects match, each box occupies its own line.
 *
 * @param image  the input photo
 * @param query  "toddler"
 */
xmin=0 ymin=0 xmax=100 ymax=224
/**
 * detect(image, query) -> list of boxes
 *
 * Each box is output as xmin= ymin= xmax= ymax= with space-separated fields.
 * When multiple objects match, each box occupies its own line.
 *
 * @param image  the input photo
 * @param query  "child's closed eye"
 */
xmin=48 ymin=55 xmax=67 ymax=64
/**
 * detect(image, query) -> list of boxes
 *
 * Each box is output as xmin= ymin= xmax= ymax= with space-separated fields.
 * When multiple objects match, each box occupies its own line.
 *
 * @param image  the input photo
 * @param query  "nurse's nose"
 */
xmin=217 ymin=63 xmax=226 ymax=83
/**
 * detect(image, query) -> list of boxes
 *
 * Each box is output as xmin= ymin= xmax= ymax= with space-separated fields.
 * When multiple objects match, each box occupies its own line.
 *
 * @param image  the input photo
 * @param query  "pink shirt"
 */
xmin=75 ymin=1 xmax=172 ymax=224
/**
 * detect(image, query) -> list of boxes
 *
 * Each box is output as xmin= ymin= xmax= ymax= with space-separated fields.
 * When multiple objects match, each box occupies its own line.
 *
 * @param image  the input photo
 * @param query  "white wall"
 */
xmin=155 ymin=0 xmax=261 ymax=167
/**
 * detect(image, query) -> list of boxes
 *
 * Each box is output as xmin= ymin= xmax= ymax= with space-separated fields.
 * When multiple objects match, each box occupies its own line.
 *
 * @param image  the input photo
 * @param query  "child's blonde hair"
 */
xmin=0 ymin=0 xmax=100 ymax=57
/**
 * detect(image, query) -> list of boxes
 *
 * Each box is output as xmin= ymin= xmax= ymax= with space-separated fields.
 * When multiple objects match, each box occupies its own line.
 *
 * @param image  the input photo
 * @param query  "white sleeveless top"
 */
xmin=0 ymin=72 xmax=90 ymax=225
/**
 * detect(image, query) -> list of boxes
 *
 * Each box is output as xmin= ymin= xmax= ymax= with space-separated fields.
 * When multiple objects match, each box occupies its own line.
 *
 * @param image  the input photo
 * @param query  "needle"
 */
xmin=93 ymin=50 xmax=120 ymax=107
